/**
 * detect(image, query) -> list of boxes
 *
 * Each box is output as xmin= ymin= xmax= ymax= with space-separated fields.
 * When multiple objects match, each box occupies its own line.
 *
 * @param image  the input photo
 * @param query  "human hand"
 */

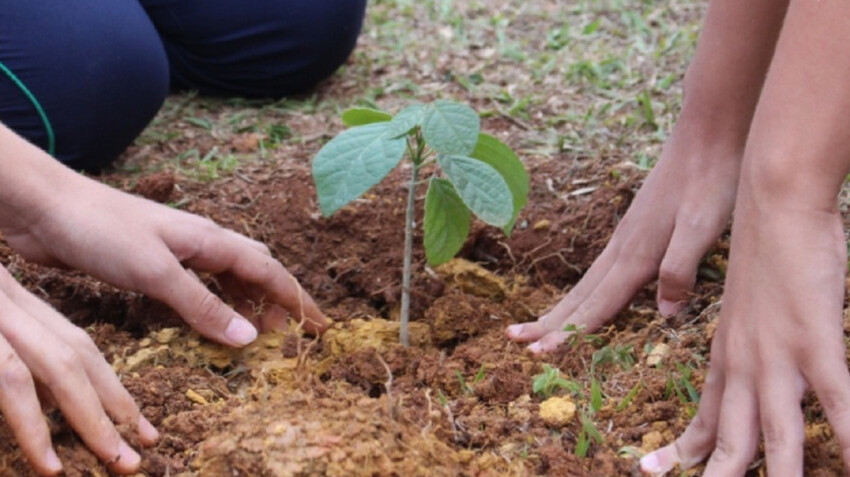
xmin=507 ymin=131 xmax=740 ymax=352
xmin=640 ymin=200 xmax=850 ymax=475
xmin=0 ymin=265 xmax=158 ymax=475
xmin=1 ymin=172 xmax=328 ymax=348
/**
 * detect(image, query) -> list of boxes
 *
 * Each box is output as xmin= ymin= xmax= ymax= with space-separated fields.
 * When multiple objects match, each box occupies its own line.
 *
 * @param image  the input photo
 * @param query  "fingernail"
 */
xmin=527 ymin=342 xmax=543 ymax=353
xmin=640 ymin=452 xmax=664 ymax=473
xmin=45 ymin=448 xmax=62 ymax=473
xmin=117 ymin=440 xmax=140 ymax=468
xmin=506 ymin=324 xmax=524 ymax=338
xmin=139 ymin=415 xmax=159 ymax=443
xmin=225 ymin=317 xmax=258 ymax=346
xmin=658 ymin=299 xmax=683 ymax=317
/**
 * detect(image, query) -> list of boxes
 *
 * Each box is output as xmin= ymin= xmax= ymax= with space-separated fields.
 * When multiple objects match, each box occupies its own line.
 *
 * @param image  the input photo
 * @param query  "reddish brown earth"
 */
xmin=0 ymin=147 xmax=844 ymax=476
xmin=0 ymin=67 xmax=845 ymax=477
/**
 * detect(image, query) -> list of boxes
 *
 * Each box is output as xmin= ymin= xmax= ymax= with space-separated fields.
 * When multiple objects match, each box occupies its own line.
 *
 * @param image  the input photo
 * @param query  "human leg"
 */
xmin=138 ymin=0 xmax=367 ymax=97
xmin=0 ymin=0 xmax=170 ymax=171
xmin=507 ymin=0 xmax=789 ymax=352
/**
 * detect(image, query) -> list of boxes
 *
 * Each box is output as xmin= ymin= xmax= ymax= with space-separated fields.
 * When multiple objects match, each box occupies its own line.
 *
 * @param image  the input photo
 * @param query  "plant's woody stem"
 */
xmin=399 ymin=162 xmax=419 ymax=347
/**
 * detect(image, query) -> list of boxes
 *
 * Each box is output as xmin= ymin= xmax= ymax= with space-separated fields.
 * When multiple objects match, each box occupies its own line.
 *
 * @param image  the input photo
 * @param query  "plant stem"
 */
xmin=400 ymin=162 xmax=419 ymax=347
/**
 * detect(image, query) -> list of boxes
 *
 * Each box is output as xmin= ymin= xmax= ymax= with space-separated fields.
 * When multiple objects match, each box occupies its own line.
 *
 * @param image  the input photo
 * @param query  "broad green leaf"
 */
xmin=438 ymin=155 xmax=513 ymax=227
xmin=470 ymin=134 xmax=529 ymax=235
xmin=387 ymin=103 xmax=426 ymax=138
xmin=421 ymin=100 xmax=480 ymax=155
xmin=312 ymin=122 xmax=406 ymax=215
xmin=424 ymin=178 xmax=471 ymax=265
xmin=341 ymin=108 xmax=392 ymax=127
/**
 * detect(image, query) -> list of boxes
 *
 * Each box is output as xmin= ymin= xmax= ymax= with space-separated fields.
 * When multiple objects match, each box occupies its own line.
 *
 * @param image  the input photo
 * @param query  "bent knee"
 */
xmin=0 ymin=1 xmax=169 ymax=171
xmin=161 ymin=0 xmax=367 ymax=97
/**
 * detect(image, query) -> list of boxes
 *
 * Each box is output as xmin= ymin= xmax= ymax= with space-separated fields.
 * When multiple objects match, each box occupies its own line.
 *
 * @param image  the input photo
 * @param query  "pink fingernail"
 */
xmin=139 ymin=415 xmax=159 ymax=443
xmin=225 ymin=318 xmax=258 ymax=346
xmin=45 ymin=448 xmax=62 ymax=473
xmin=640 ymin=452 xmax=664 ymax=473
xmin=658 ymin=300 xmax=683 ymax=317
xmin=506 ymin=324 xmax=524 ymax=338
xmin=527 ymin=342 xmax=543 ymax=353
xmin=117 ymin=440 xmax=140 ymax=468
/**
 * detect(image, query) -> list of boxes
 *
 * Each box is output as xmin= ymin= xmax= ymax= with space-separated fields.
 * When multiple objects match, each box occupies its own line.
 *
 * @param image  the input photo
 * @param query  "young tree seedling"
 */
xmin=312 ymin=100 xmax=528 ymax=346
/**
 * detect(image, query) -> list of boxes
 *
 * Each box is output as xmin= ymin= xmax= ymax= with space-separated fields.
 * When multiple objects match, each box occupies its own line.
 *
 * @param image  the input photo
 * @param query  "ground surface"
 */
xmin=0 ymin=0 xmax=846 ymax=475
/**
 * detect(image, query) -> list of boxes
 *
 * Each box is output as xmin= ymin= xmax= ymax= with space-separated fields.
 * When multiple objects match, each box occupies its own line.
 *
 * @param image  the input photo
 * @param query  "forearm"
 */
xmin=0 ymin=122 xmax=78 ymax=234
xmin=738 ymin=0 xmax=850 ymax=211
xmin=676 ymin=0 xmax=788 ymax=146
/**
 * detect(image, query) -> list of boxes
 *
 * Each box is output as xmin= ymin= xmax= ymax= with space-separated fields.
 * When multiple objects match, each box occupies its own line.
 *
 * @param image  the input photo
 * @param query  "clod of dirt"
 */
xmin=425 ymin=294 xmax=504 ymax=343
xmin=321 ymin=318 xmax=431 ymax=356
xmin=132 ymin=172 xmax=175 ymax=203
xmin=539 ymin=396 xmax=577 ymax=426
xmin=507 ymin=394 xmax=534 ymax=421
xmin=641 ymin=430 xmax=664 ymax=451
xmin=646 ymin=343 xmax=670 ymax=367
xmin=434 ymin=258 xmax=508 ymax=299
xmin=193 ymin=389 xmax=467 ymax=477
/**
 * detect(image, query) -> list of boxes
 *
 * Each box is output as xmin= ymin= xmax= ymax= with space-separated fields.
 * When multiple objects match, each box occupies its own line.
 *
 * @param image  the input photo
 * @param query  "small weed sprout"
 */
xmin=312 ymin=101 xmax=529 ymax=345
xmin=532 ymin=364 xmax=580 ymax=399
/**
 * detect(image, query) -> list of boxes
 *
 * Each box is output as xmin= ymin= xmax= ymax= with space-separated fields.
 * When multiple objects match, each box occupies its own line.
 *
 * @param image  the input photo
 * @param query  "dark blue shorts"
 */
xmin=0 ymin=0 xmax=366 ymax=171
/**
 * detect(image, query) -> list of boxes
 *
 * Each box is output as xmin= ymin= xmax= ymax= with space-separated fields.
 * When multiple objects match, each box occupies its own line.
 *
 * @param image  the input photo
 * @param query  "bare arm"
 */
xmin=508 ymin=0 xmax=789 ymax=351
xmin=643 ymin=1 xmax=850 ymax=474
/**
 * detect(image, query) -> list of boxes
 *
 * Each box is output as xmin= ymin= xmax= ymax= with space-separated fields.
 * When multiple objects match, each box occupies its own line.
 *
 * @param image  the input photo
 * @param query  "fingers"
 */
xmin=641 ymin=365 xmax=726 ymax=473
xmin=528 ymin=257 xmax=654 ymax=353
xmin=701 ymin=376 xmax=760 ymax=477
xmin=10 ymin=287 xmax=159 ymax=445
xmin=171 ymin=229 xmax=328 ymax=334
xmin=506 ymin=245 xmax=621 ymax=342
xmin=806 ymin=350 xmax=850 ymax=468
xmin=0 ymin=296 xmax=140 ymax=474
xmin=0 ymin=337 xmax=60 ymax=476
xmin=656 ymin=214 xmax=725 ymax=315
xmin=144 ymin=257 xmax=258 ymax=347
xmin=759 ymin=366 xmax=806 ymax=477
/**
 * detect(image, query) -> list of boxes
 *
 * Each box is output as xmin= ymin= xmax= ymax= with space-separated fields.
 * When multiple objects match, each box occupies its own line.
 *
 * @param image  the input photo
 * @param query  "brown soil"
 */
xmin=1 ymin=150 xmax=841 ymax=476
xmin=0 ymin=47 xmax=845 ymax=477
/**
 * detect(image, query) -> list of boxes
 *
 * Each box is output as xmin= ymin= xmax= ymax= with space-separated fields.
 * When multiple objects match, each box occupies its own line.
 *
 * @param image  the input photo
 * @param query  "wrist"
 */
xmin=0 ymin=124 xmax=74 ymax=235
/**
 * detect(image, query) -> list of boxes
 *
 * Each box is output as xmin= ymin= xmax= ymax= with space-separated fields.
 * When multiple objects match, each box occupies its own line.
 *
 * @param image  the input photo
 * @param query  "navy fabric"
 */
xmin=0 ymin=0 xmax=366 ymax=171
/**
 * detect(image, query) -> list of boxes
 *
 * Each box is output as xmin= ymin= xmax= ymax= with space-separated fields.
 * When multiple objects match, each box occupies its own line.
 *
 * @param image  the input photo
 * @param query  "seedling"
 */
xmin=532 ymin=364 xmax=580 ymax=399
xmin=312 ymin=101 xmax=528 ymax=345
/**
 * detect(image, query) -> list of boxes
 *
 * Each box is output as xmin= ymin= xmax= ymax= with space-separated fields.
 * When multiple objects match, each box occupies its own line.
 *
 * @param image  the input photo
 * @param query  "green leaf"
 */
xmin=581 ymin=415 xmax=605 ymax=444
xmin=312 ymin=122 xmax=406 ymax=215
xmin=341 ymin=108 xmax=393 ymax=127
xmin=590 ymin=379 xmax=603 ymax=414
xmin=424 ymin=178 xmax=471 ymax=266
xmin=470 ymin=134 xmax=529 ymax=235
xmin=422 ymin=100 xmax=480 ymax=155
xmin=575 ymin=431 xmax=589 ymax=458
xmin=439 ymin=155 xmax=513 ymax=227
xmin=387 ymin=103 xmax=426 ymax=138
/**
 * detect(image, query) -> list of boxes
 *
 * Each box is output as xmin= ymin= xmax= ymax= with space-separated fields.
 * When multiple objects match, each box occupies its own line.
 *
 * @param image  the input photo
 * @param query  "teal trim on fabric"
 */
xmin=0 ymin=61 xmax=55 ymax=156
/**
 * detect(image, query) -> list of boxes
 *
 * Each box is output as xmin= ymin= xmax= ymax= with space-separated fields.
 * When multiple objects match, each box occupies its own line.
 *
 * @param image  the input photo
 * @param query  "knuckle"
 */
xmin=51 ymin=346 xmax=82 ymax=380
xmin=0 ymin=357 xmax=33 ymax=391
xmin=816 ymin=384 xmax=850 ymax=421
xmin=709 ymin=433 xmax=740 ymax=466
xmin=658 ymin=261 xmax=691 ymax=288
xmin=192 ymin=292 xmax=226 ymax=328
xmin=688 ymin=411 xmax=712 ymax=437
xmin=68 ymin=328 xmax=99 ymax=355
xmin=761 ymin=423 xmax=802 ymax=454
xmin=135 ymin=258 xmax=178 ymax=289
